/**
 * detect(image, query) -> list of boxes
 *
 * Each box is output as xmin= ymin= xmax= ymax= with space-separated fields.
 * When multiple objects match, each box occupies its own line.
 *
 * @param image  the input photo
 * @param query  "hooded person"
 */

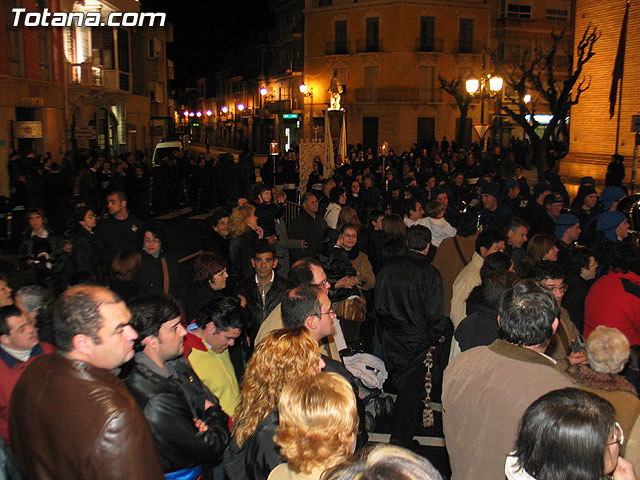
xmin=595 ymin=211 xmax=630 ymax=265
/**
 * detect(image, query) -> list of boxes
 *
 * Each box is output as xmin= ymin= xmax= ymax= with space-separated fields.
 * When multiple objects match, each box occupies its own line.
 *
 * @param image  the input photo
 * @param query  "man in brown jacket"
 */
xmin=443 ymin=280 xmax=574 ymax=480
xmin=10 ymin=285 xmax=163 ymax=480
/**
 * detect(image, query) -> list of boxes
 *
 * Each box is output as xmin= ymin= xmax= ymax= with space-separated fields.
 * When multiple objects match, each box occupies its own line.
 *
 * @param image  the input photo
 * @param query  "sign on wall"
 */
xmin=13 ymin=121 xmax=43 ymax=139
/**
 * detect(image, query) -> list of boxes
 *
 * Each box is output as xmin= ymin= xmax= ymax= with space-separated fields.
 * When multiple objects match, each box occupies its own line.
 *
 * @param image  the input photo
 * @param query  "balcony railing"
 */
xmin=355 ymin=39 xmax=382 ymax=53
xmin=415 ymin=38 xmax=444 ymax=53
xmin=325 ymin=41 xmax=349 ymax=55
xmin=68 ymin=62 xmax=103 ymax=87
xmin=354 ymin=87 xmax=443 ymax=104
xmin=266 ymin=97 xmax=302 ymax=113
xmin=455 ymin=40 xmax=482 ymax=54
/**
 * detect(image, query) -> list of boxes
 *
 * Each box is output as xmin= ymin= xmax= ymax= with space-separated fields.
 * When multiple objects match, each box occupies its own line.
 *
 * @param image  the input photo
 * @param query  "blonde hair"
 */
xmin=275 ymin=372 xmax=358 ymax=474
xmin=228 ymin=204 xmax=255 ymax=238
xmin=586 ymin=326 xmax=630 ymax=374
xmin=233 ymin=327 xmax=320 ymax=447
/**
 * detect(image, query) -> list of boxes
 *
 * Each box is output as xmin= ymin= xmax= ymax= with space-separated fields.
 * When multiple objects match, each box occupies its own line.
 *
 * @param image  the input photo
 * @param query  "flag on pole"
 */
xmin=609 ymin=1 xmax=629 ymax=119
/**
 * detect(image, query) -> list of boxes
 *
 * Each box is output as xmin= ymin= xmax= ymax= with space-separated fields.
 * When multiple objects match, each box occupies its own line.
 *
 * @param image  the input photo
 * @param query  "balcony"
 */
xmin=68 ymin=63 xmax=103 ymax=87
xmin=354 ymin=87 xmax=443 ymax=104
xmin=266 ymin=98 xmax=303 ymax=113
xmin=325 ymin=41 xmax=349 ymax=56
xmin=415 ymin=38 xmax=444 ymax=53
xmin=355 ymin=39 xmax=382 ymax=54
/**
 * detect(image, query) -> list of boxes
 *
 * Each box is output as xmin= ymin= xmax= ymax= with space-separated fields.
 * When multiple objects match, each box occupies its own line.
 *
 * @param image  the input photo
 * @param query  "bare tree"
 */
xmin=487 ymin=26 xmax=599 ymax=180
xmin=439 ymin=76 xmax=474 ymax=146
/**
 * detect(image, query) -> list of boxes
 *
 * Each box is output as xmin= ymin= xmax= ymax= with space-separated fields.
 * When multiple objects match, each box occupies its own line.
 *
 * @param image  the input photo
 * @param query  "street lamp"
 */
xmin=260 ymin=87 xmax=268 ymax=96
xmin=523 ymin=94 xmax=531 ymax=103
xmin=221 ymin=106 xmax=229 ymax=113
xmin=237 ymin=104 xmax=245 ymax=111
xmin=465 ymin=55 xmax=503 ymax=149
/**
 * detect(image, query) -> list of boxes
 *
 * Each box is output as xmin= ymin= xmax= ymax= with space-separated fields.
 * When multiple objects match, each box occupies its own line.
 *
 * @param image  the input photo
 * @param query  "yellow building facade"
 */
xmin=561 ymin=0 xmax=639 ymax=187
xmin=303 ymin=0 xmax=492 ymax=151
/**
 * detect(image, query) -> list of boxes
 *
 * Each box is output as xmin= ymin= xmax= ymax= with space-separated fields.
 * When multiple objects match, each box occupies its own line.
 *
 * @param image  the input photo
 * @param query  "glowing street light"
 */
xmin=189 ymin=112 xmax=194 ymax=117
xmin=221 ymin=106 xmax=229 ymax=113
xmin=237 ymin=104 xmax=245 ymax=111
xmin=299 ymin=84 xmax=309 ymax=94
xmin=206 ymin=110 xmax=213 ymax=116
xmin=523 ymin=94 xmax=532 ymax=103
xmin=260 ymin=87 xmax=268 ymax=96
xmin=196 ymin=111 xmax=202 ymax=117
xmin=183 ymin=110 xmax=189 ymax=116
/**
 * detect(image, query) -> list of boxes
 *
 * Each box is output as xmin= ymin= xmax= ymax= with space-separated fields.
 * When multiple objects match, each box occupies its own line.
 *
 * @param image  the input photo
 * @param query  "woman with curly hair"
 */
xmin=228 ymin=204 xmax=264 ymax=289
xmin=224 ymin=327 xmax=324 ymax=480
xmin=269 ymin=372 xmax=358 ymax=480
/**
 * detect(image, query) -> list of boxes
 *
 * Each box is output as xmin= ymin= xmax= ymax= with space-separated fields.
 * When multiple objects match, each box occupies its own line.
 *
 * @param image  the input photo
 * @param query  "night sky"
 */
xmin=146 ymin=0 xmax=270 ymax=88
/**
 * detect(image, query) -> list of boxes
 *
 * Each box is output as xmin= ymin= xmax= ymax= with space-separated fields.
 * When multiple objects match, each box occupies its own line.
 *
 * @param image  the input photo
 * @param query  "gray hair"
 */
xmin=586 ymin=326 xmax=630 ymax=374
xmin=322 ymin=444 xmax=443 ymax=480
xmin=16 ymin=285 xmax=53 ymax=314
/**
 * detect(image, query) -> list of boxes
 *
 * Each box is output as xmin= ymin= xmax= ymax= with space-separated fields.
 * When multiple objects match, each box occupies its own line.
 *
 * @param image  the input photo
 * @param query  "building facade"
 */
xmin=561 ymin=0 xmax=639 ymax=187
xmin=0 ymin=0 xmax=66 ymax=196
xmin=303 ymin=0 xmax=492 ymax=152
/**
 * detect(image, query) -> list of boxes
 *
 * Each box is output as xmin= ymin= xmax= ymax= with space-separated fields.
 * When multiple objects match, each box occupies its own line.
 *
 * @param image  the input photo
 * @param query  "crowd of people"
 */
xmin=1 ymin=137 xmax=639 ymax=480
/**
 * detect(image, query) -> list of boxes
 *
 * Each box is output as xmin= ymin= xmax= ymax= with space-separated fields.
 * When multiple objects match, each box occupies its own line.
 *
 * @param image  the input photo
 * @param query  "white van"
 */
xmin=152 ymin=140 xmax=182 ymax=167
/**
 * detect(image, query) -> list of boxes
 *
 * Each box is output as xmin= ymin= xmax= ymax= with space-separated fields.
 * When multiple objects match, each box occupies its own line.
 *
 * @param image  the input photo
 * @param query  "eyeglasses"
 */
xmin=607 ymin=422 xmax=624 ymax=447
xmin=312 ymin=279 xmax=329 ymax=288
xmin=314 ymin=308 xmax=336 ymax=318
xmin=144 ymin=237 xmax=161 ymax=244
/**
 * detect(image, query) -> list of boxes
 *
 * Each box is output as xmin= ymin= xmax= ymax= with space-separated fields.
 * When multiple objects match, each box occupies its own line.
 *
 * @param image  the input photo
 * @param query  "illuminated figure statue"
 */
xmin=328 ymin=70 xmax=343 ymax=110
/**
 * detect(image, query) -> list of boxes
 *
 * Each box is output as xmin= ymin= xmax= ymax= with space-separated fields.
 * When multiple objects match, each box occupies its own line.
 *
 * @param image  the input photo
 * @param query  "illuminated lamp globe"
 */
xmin=260 ymin=87 xmax=268 ymax=96
xmin=196 ymin=112 xmax=202 ymax=117
xmin=489 ymin=76 xmax=503 ymax=92
xmin=221 ymin=106 xmax=229 ymax=113
xmin=299 ymin=84 xmax=309 ymax=94
xmin=466 ymin=79 xmax=479 ymax=94
xmin=238 ymin=104 xmax=245 ymax=111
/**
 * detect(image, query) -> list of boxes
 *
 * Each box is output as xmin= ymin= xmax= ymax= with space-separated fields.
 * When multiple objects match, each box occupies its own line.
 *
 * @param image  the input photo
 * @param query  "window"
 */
xmin=38 ymin=28 xmax=52 ymax=81
xmin=335 ymin=20 xmax=347 ymax=54
xmin=5 ymin=0 xmax=23 ymax=77
xmin=506 ymin=4 xmax=532 ymax=20
xmin=92 ymin=28 xmax=114 ymax=69
xmin=459 ymin=19 xmax=473 ymax=53
xmin=546 ymin=8 xmax=568 ymax=21
xmin=117 ymin=28 xmax=130 ymax=73
xmin=420 ymin=17 xmax=435 ymax=52
xmin=366 ymin=17 xmax=379 ymax=52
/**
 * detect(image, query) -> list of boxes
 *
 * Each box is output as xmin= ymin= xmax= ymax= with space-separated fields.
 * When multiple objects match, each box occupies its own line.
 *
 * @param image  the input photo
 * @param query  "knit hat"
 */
xmin=554 ymin=214 xmax=579 ymax=241
xmin=504 ymin=178 xmax=519 ymax=191
xmin=580 ymin=176 xmax=596 ymax=186
xmin=533 ymin=182 xmax=551 ymax=197
xmin=579 ymin=185 xmax=597 ymax=197
xmin=480 ymin=182 xmax=500 ymax=199
xmin=544 ymin=192 xmax=564 ymax=205
xmin=597 ymin=210 xmax=627 ymax=242
xmin=599 ymin=186 xmax=626 ymax=211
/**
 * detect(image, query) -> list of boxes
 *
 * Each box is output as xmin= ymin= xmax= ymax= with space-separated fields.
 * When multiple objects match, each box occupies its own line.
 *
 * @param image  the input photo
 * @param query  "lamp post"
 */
xmin=299 ymin=83 xmax=313 ymax=141
xmin=466 ymin=54 xmax=503 ymax=150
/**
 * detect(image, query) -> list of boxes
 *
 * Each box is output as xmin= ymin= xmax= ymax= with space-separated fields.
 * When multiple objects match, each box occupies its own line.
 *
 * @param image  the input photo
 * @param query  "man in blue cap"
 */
xmin=504 ymin=178 xmax=522 ymax=214
xmin=554 ymin=213 xmax=581 ymax=266
xmin=478 ymin=182 xmax=513 ymax=229
xmin=595 ymin=210 xmax=630 ymax=263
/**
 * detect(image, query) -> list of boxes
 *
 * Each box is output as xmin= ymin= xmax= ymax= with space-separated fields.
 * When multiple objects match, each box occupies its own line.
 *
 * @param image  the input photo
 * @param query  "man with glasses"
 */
xmin=254 ymin=258 xmax=348 ymax=361
xmin=0 ymin=305 xmax=54 ymax=444
xmin=532 ymin=261 xmax=586 ymax=367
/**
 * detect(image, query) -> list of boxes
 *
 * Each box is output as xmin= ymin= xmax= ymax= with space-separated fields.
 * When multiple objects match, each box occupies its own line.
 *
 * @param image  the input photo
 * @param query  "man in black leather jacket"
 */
xmin=124 ymin=294 xmax=230 ymax=478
